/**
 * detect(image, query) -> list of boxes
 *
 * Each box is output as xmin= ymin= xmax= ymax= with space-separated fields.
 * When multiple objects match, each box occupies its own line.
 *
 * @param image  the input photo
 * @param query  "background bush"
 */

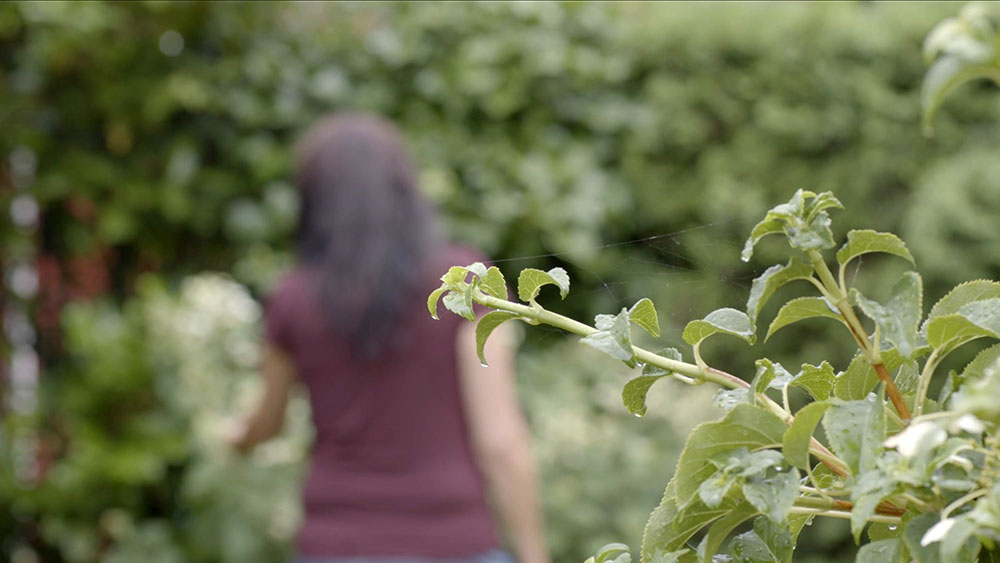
xmin=3 ymin=276 xmax=309 ymax=562
xmin=2 ymin=2 xmax=999 ymax=561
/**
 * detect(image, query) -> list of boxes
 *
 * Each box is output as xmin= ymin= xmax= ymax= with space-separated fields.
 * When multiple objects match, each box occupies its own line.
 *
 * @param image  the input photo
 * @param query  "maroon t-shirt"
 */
xmin=265 ymin=245 xmax=499 ymax=558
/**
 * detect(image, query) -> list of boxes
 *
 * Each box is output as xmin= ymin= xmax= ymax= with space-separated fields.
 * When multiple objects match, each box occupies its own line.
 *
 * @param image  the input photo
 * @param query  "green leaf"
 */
xmin=852 ymin=272 xmax=923 ymax=359
xmin=643 ymin=481 xmax=731 ymax=563
xmin=926 ymin=298 xmax=1000 ymax=353
xmin=750 ymin=359 xmax=778 ymax=396
xmin=836 ymin=230 xmax=915 ymax=267
xmin=594 ymin=543 xmax=632 ymax=563
xmin=465 ymin=261 xmax=488 ymax=280
xmin=427 ymin=286 xmax=447 ymax=320
xmin=860 ymin=392 xmax=885 ymax=475
xmin=696 ymin=503 xmax=760 ymax=562
xmin=581 ymin=308 xmax=636 ymax=366
xmin=822 ymin=397 xmax=881 ymax=475
xmin=940 ymin=518 xmax=980 ymax=563
xmin=675 ymin=498 xmax=742 ymax=551
xmin=623 ymin=377 xmax=662 ymax=417
xmin=729 ymin=518 xmax=794 ymax=563
xmin=856 ymin=539 xmax=903 ymax=563
xmin=782 ymin=401 xmax=833 ymax=470
xmin=624 ymin=348 xmax=683 ymax=416
xmin=647 ymin=550 xmax=695 ymax=563
xmin=442 ymin=284 xmax=475 ymax=321
xmin=904 ymin=514 xmax=943 ymax=563
xmin=714 ymin=389 xmax=751 ymax=412
xmin=809 ymin=462 xmax=848 ymax=491
xmin=765 ymin=297 xmax=845 ymax=341
xmin=630 ymin=298 xmax=661 ymax=338
xmin=741 ymin=190 xmax=840 ymax=262
xmin=921 ymin=55 xmax=1000 ymax=136
xmin=517 ymin=267 xmax=570 ymax=302
xmin=835 ymin=350 xmax=905 ymax=401
xmin=785 ymin=211 xmax=836 ymax=253
xmin=441 ymin=265 xmax=470 ymax=287
xmin=741 ymin=218 xmax=784 ymax=263
xmin=868 ymin=522 xmax=903 ymax=543
xmin=805 ymin=191 xmax=845 ymax=221
xmin=642 ymin=480 xmax=683 ymax=563
xmin=746 ymin=257 xmax=814 ymax=327
xmin=791 ymin=362 xmax=835 ymax=402
xmin=698 ymin=471 xmax=738 ymax=509
xmin=699 ymin=449 xmax=784 ymax=509
xmin=788 ymin=513 xmax=814 ymax=543
xmin=894 ymin=360 xmax=920 ymax=396
xmin=836 ymin=354 xmax=879 ymax=401
xmin=642 ymin=348 xmax=684 ymax=377
xmin=674 ymin=404 xmax=787 ymax=507
xmin=475 ymin=311 xmax=518 ymax=366
xmin=742 ymin=468 xmax=800 ymax=524
xmin=961 ymin=342 xmax=1000 ymax=382
xmin=729 ymin=449 xmax=786 ymax=478
xmin=771 ymin=189 xmax=810 ymax=217
xmin=683 ymin=308 xmax=755 ymax=347
xmin=927 ymin=280 xmax=1000 ymax=321
xmin=850 ymin=471 xmax=896 ymax=544
xmin=480 ymin=266 xmax=507 ymax=299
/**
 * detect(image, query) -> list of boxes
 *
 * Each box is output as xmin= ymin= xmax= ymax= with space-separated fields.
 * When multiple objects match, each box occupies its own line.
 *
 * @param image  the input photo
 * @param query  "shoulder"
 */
xmin=264 ymin=268 xmax=314 ymax=320
xmin=263 ymin=268 xmax=316 ymax=349
xmin=267 ymin=268 xmax=308 ymax=301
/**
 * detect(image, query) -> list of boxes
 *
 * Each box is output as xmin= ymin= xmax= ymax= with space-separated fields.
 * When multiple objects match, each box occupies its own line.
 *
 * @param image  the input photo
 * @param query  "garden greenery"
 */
xmin=920 ymin=2 xmax=1000 ymax=135
xmin=431 ymin=190 xmax=1000 ymax=563
xmin=3 ymin=276 xmax=310 ymax=562
xmin=3 ymin=2 xmax=1000 ymax=561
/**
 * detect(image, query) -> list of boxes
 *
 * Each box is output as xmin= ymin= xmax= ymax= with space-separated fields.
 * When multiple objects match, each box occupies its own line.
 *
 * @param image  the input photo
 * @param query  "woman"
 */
xmin=231 ymin=114 xmax=549 ymax=563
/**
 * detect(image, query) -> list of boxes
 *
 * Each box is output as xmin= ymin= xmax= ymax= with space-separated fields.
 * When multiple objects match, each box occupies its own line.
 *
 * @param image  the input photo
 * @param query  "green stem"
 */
xmin=838 ymin=261 xmax=848 ymax=297
xmin=808 ymin=252 xmax=869 ymax=350
xmin=807 ymin=251 xmax=911 ymax=420
xmin=475 ymin=293 xmax=730 ymax=388
xmin=472 ymin=291 xmax=853 ymax=477
xmin=914 ymin=348 xmax=941 ymax=418
xmin=788 ymin=507 xmax=901 ymax=525
xmin=941 ymin=489 xmax=988 ymax=520
xmin=794 ymin=496 xmax=902 ymax=522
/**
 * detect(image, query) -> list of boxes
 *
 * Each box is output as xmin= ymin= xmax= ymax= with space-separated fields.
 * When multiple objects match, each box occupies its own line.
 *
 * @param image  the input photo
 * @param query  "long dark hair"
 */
xmin=294 ymin=113 xmax=440 ymax=359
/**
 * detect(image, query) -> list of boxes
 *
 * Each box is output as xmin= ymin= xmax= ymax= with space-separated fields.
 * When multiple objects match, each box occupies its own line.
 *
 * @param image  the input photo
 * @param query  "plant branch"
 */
xmin=471 ymin=291 xmax=853 ymax=478
xmin=788 ymin=507 xmax=901 ymax=525
xmin=807 ymin=251 xmax=911 ymax=420
xmin=914 ymin=348 xmax=941 ymax=418
xmin=794 ymin=495 xmax=904 ymax=519
xmin=474 ymin=292 xmax=726 ymax=387
xmin=942 ymin=489 xmax=988 ymax=520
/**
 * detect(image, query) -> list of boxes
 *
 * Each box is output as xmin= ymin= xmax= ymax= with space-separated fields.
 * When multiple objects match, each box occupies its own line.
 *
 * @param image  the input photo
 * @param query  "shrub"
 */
xmin=432 ymin=190 xmax=1000 ymax=562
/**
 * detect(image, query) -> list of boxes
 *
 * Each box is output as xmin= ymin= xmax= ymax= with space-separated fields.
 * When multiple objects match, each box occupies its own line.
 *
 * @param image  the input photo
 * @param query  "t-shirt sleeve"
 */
xmin=264 ymin=275 xmax=295 ymax=352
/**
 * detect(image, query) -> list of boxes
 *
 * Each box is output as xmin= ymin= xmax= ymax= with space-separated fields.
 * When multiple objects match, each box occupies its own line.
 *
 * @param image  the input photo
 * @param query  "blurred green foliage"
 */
xmin=2 ymin=1 xmax=1000 ymax=561
xmin=3 ymin=275 xmax=310 ymax=562
xmin=518 ymin=338 xmax=717 ymax=561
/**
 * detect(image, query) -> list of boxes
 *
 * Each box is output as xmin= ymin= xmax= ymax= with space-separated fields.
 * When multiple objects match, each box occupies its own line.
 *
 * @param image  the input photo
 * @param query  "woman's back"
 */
xmin=266 ymin=245 xmax=498 ymax=557
xmin=234 ymin=113 xmax=547 ymax=563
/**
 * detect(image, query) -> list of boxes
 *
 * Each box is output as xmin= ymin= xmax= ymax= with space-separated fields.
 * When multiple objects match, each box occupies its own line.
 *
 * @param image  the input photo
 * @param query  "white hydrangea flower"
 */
xmin=951 ymin=414 xmax=986 ymax=435
xmin=884 ymin=421 xmax=947 ymax=458
xmin=921 ymin=518 xmax=956 ymax=546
